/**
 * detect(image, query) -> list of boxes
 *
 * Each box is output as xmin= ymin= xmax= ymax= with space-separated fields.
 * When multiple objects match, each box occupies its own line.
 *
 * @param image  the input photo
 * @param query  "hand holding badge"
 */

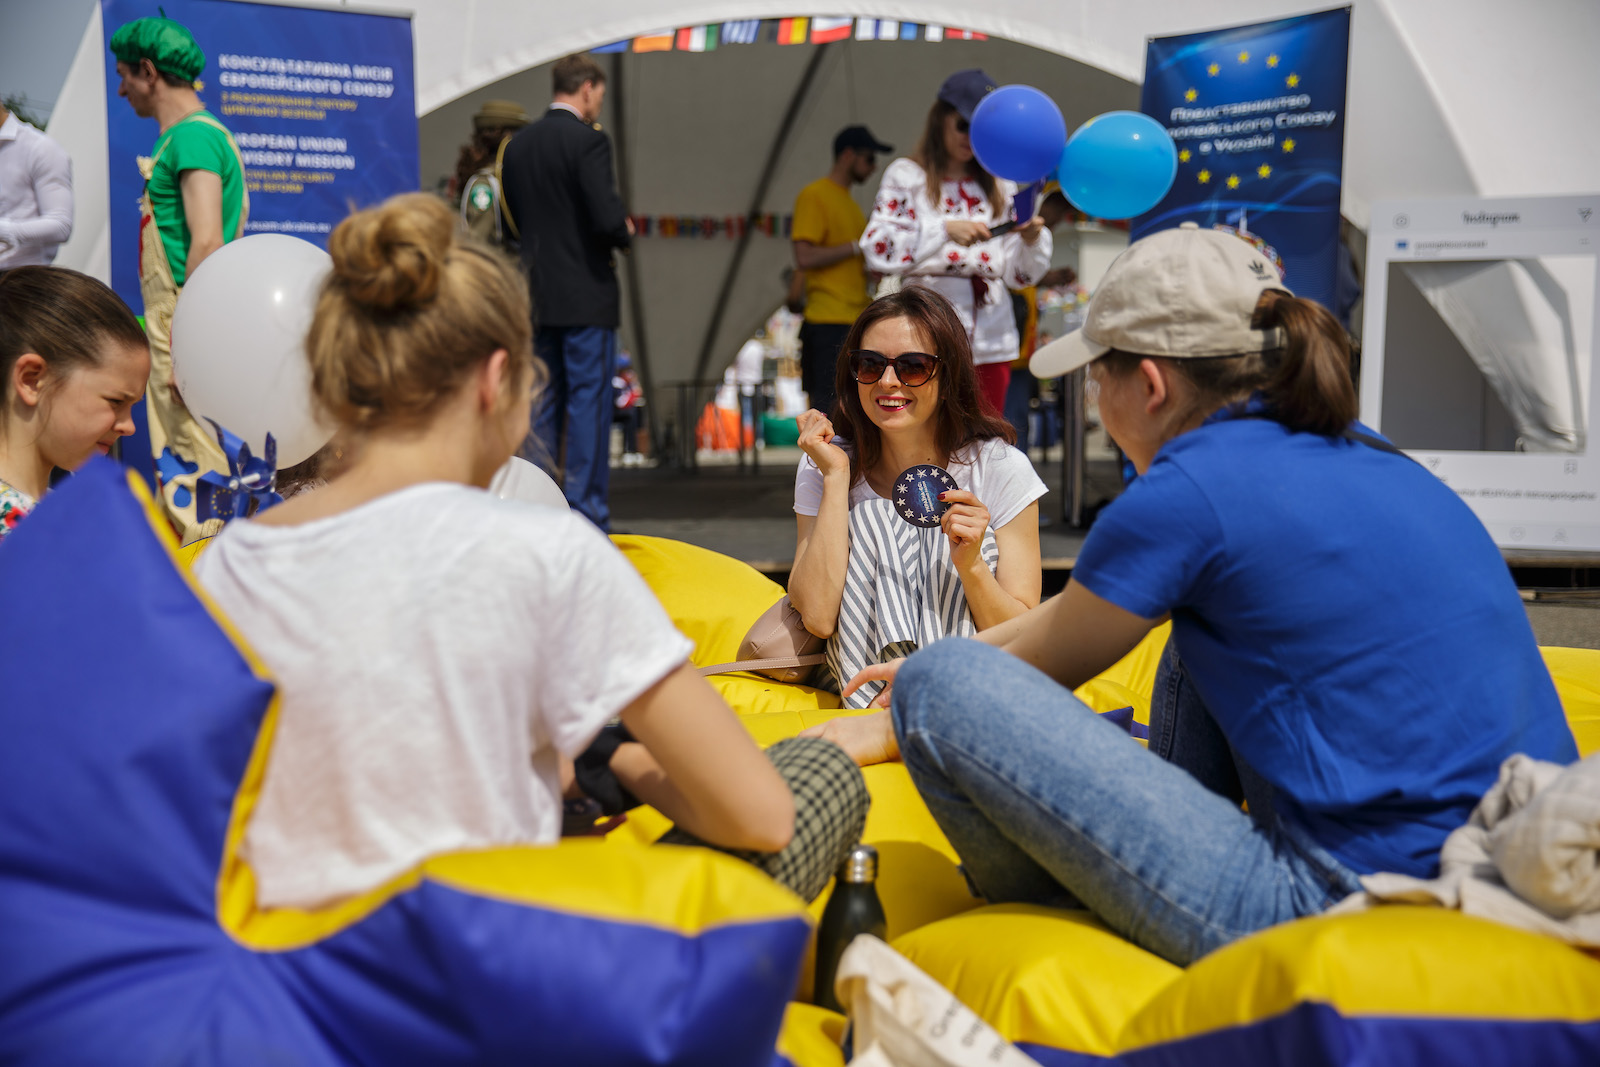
xmin=893 ymin=465 xmax=959 ymax=528
xmin=894 ymin=463 xmax=993 ymax=573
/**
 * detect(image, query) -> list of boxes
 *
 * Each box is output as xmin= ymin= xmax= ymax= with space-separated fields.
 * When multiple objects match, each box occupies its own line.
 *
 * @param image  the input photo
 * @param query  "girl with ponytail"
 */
xmin=806 ymin=222 xmax=1577 ymax=967
xmin=193 ymin=194 xmax=865 ymax=911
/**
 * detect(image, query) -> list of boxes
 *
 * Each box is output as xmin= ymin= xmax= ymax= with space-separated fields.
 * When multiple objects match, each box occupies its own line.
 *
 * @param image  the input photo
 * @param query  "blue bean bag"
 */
xmin=0 ymin=459 xmax=813 ymax=1065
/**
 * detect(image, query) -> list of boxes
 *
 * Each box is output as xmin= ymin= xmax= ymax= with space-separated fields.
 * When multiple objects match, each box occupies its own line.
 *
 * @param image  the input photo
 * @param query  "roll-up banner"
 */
xmin=100 ymin=0 xmax=418 ymax=312
xmin=1134 ymin=6 xmax=1351 ymax=312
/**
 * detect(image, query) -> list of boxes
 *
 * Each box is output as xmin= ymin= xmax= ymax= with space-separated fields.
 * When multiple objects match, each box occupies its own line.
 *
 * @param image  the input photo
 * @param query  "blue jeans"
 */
xmin=891 ymin=638 xmax=1362 ymax=965
xmin=533 ymin=326 xmax=616 ymax=530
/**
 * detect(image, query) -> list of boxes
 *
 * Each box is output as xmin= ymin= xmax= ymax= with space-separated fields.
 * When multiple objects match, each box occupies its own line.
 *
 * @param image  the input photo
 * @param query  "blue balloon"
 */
xmin=969 ymin=85 xmax=1067 ymax=184
xmin=1058 ymin=111 xmax=1178 ymax=220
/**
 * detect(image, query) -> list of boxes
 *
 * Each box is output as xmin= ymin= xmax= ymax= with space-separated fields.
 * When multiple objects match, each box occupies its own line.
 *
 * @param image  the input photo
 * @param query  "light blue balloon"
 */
xmin=969 ymin=85 xmax=1067 ymax=183
xmin=1059 ymin=111 xmax=1178 ymax=220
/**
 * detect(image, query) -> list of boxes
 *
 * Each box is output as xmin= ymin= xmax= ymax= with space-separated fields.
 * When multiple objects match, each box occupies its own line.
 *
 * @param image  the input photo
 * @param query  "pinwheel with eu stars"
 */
xmin=194 ymin=419 xmax=283 ymax=523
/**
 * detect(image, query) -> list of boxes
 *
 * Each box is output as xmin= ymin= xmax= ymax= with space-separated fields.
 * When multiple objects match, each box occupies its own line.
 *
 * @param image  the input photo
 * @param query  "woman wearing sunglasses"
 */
xmin=859 ymin=69 xmax=1050 ymax=415
xmin=789 ymin=286 xmax=1046 ymax=710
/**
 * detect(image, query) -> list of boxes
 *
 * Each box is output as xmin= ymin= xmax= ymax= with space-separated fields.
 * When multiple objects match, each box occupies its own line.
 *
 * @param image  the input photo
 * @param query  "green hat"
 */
xmin=110 ymin=17 xmax=206 ymax=83
xmin=473 ymin=100 xmax=530 ymax=131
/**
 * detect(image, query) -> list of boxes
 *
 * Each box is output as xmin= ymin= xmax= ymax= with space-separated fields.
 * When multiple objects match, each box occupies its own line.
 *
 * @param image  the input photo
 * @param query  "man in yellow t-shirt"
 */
xmin=792 ymin=125 xmax=890 ymax=415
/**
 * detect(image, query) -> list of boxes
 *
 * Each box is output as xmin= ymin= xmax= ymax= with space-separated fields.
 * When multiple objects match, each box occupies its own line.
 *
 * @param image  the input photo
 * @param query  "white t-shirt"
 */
xmin=734 ymin=338 xmax=766 ymax=395
xmin=793 ymin=437 xmax=1047 ymax=529
xmin=193 ymin=483 xmax=692 ymax=910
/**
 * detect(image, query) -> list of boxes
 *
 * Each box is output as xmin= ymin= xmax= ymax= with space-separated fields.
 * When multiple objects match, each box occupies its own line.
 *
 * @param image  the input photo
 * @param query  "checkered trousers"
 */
xmin=657 ymin=736 xmax=869 ymax=902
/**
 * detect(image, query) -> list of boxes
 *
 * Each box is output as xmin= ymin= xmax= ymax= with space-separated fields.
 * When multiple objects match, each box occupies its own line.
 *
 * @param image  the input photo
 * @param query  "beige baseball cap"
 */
xmin=1030 ymin=222 xmax=1290 ymax=379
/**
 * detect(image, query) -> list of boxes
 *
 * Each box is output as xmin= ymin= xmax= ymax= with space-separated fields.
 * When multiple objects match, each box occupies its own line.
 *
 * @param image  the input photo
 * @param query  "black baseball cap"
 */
xmin=834 ymin=125 xmax=893 ymax=157
xmin=938 ymin=68 xmax=998 ymax=120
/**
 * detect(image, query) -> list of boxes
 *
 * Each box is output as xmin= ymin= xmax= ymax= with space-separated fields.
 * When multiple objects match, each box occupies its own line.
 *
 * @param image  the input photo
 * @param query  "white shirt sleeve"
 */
xmin=735 ymin=339 xmax=765 ymax=392
xmin=999 ymin=227 xmax=1052 ymax=290
xmin=794 ymin=454 xmax=824 ymax=516
xmin=0 ymin=133 xmax=72 ymax=250
xmin=538 ymin=517 xmax=694 ymax=756
xmin=976 ymin=440 xmax=1049 ymax=529
xmin=982 ymin=180 xmax=1049 ymax=290
xmin=861 ymin=158 xmax=947 ymax=275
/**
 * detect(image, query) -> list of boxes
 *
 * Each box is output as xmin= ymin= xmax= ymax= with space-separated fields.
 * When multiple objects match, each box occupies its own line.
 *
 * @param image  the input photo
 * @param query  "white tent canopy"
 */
xmin=418 ymin=33 xmax=1137 ymax=424
xmin=388 ymin=0 xmax=1600 ymax=228
xmin=47 ymin=1 xmax=1599 ymax=451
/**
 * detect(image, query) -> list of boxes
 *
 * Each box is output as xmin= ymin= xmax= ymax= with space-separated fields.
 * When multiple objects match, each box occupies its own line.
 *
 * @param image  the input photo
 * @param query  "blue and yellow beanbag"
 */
xmin=0 ymin=460 xmax=813 ymax=1065
xmin=1115 ymin=906 xmax=1600 ymax=1066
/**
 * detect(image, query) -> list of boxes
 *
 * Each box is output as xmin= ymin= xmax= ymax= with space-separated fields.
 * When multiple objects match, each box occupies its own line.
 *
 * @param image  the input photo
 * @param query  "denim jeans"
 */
xmin=891 ymin=637 xmax=1363 ymax=965
xmin=533 ymin=326 xmax=616 ymax=531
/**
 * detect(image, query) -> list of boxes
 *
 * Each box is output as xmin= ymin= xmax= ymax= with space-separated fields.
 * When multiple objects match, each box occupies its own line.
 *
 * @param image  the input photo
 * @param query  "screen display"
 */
xmin=1362 ymin=196 xmax=1600 ymax=549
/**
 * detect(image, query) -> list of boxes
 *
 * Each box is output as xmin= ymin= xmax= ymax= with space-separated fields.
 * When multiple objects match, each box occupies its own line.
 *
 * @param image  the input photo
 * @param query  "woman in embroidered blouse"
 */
xmin=860 ymin=69 xmax=1052 ymax=414
xmin=0 ymin=267 xmax=149 ymax=539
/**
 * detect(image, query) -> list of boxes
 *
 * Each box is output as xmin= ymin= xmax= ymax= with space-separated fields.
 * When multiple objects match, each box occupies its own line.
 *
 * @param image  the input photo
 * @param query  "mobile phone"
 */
xmin=987 ymin=219 xmax=1018 ymax=237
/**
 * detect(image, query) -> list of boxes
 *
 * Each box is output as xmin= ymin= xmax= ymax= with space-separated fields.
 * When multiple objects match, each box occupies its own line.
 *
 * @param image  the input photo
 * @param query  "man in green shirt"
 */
xmin=110 ymin=16 xmax=248 ymax=540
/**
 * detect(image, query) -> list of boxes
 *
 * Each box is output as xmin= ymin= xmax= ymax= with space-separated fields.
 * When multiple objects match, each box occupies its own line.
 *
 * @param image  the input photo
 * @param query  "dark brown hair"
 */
xmin=452 ymin=127 xmax=514 ymax=203
xmin=1098 ymin=291 xmax=1357 ymax=436
xmin=552 ymin=54 xmax=606 ymax=96
xmin=913 ymin=100 xmax=1006 ymax=218
xmin=0 ymin=266 xmax=148 ymax=427
xmin=306 ymin=193 xmax=541 ymax=433
xmin=832 ymin=286 xmax=1014 ymax=487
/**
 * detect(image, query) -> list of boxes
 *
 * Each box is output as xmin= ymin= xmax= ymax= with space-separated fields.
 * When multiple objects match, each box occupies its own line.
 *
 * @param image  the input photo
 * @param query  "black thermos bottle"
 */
xmin=812 ymin=843 xmax=887 ymax=1013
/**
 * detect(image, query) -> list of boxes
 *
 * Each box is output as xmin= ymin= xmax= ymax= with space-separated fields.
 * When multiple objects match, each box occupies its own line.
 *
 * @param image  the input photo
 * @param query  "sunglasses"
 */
xmin=955 ymin=117 xmax=970 ymax=134
xmin=849 ymin=350 xmax=941 ymax=387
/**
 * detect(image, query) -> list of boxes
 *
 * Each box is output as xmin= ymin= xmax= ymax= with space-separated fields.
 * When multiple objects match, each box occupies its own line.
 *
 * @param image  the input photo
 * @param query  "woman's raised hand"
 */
xmin=944 ymin=219 xmax=992 ymax=247
xmin=939 ymin=489 xmax=991 ymax=572
xmin=1016 ymin=216 xmax=1047 ymax=246
xmin=797 ymin=408 xmax=850 ymax=478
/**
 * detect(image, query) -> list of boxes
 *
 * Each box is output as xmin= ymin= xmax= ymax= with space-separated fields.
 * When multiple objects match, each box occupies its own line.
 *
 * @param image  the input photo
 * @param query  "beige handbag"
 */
xmin=697 ymin=596 xmax=826 ymax=684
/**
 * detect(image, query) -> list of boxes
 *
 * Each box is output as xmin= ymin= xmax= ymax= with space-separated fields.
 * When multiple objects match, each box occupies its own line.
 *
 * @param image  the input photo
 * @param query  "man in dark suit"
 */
xmin=501 ymin=53 xmax=633 ymax=530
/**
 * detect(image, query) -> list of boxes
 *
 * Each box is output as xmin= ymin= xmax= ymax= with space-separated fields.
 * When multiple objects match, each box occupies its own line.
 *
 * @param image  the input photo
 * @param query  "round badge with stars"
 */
xmin=893 ymin=464 xmax=959 ymax=528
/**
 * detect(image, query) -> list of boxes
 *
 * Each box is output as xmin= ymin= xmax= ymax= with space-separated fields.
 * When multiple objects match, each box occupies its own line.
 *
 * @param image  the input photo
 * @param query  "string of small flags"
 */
xmin=630 ymin=214 xmax=795 ymax=239
xmin=593 ymin=18 xmax=987 ymax=54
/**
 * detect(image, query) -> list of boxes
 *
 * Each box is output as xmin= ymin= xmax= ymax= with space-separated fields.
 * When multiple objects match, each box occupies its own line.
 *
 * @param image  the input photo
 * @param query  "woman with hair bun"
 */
xmin=0 ymin=266 xmax=149 ymax=539
xmin=193 ymin=193 xmax=866 ymax=909
xmin=811 ymin=223 xmax=1577 ymax=965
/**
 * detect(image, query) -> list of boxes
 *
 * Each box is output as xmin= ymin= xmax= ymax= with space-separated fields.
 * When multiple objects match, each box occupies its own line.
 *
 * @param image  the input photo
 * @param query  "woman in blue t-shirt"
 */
xmin=802 ymin=223 xmax=1578 ymax=965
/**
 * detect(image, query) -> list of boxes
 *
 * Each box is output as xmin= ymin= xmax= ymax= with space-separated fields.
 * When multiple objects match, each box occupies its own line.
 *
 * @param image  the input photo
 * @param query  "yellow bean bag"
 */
xmin=894 ymin=904 xmax=1184 ymax=1061
xmin=1544 ymin=646 xmax=1600 ymax=757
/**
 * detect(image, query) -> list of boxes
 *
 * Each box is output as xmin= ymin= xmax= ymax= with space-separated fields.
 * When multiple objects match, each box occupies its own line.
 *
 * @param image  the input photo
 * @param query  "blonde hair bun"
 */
xmin=327 ymin=193 xmax=455 ymax=312
xmin=307 ymin=192 xmax=537 ymax=432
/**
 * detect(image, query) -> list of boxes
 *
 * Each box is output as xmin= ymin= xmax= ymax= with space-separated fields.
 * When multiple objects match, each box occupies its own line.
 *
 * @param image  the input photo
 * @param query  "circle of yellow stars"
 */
xmin=1186 ymin=54 xmax=1299 ymax=100
xmin=1181 ymin=51 xmax=1304 ymax=188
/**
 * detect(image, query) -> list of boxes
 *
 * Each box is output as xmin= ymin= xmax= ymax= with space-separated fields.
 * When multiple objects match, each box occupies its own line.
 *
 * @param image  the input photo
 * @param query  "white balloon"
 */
xmin=489 ymin=456 xmax=569 ymax=510
xmin=170 ymin=234 xmax=333 ymax=468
